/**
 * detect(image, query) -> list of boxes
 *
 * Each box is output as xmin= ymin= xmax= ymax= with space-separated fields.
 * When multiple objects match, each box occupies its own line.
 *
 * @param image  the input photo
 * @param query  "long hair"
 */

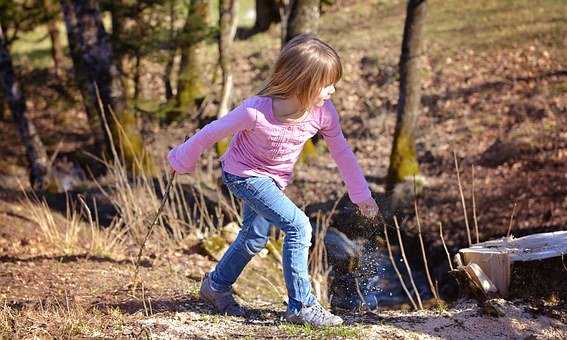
xmin=257 ymin=34 xmax=342 ymax=113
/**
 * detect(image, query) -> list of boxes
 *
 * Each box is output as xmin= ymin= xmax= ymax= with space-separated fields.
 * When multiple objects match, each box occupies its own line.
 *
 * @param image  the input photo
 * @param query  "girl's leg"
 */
xmin=210 ymin=202 xmax=271 ymax=291
xmin=221 ymin=173 xmax=317 ymax=314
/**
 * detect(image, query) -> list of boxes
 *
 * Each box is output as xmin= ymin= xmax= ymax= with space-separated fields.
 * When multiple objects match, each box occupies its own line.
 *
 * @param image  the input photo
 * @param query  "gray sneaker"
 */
xmin=285 ymin=301 xmax=343 ymax=327
xmin=199 ymin=272 xmax=246 ymax=317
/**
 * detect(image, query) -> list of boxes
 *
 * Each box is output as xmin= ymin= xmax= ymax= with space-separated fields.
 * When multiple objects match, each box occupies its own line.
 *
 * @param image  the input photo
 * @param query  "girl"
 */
xmin=167 ymin=33 xmax=379 ymax=327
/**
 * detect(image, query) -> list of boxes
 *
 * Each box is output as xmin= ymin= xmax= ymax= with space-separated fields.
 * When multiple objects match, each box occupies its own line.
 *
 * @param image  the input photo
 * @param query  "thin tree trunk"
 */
xmin=60 ymin=0 xmax=153 ymax=174
xmin=277 ymin=0 xmax=293 ymax=47
xmin=133 ymin=51 xmax=141 ymax=103
xmin=0 ymin=26 xmax=49 ymax=191
xmin=255 ymin=0 xmax=280 ymax=31
xmin=281 ymin=0 xmax=320 ymax=161
xmin=43 ymin=0 xmax=65 ymax=79
xmin=163 ymin=0 xmax=176 ymax=101
xmin=0 ymin=88 xmax=5 ymax=121
xmin=386 ymin=0 xmax=427 ymax=197
xmin=170 ymin=0 xmax=209 ymax=122
xmin=285 ymin=0 xmax=320 ymax=43
xmin=218 ymin=0 xmax=238 ymax=119
xmin=110 ymin=0 xmax=136 ymax=100
xmin=216 ymin=0 xmax=239 ymax=156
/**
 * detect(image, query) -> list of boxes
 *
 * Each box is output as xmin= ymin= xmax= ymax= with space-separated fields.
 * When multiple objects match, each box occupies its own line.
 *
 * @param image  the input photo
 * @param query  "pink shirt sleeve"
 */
xmin=167 ymin=98 xmax=257 ymax=173
xmin=319 ymin=100 xmax=372 ymax=204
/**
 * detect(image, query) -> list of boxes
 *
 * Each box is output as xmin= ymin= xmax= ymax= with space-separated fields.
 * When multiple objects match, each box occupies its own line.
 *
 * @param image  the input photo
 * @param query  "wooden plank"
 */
xmin=460 ymin=249 xmax=511 ymax=297
xmin=468 ymin=231 xmax=567 ymax=262
xmin=458 ymin=231 xmax=566 ymax=298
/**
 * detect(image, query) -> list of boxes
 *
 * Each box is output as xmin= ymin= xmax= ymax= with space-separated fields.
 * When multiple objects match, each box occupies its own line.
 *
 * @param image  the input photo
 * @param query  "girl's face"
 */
xmin=314 ymin=84 xmax=336 ymax=107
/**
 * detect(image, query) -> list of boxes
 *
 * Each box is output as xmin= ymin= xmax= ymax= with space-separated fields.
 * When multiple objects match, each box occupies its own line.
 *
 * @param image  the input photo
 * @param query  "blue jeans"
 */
xmin=210 ymin=169 xmax=317 ymax=314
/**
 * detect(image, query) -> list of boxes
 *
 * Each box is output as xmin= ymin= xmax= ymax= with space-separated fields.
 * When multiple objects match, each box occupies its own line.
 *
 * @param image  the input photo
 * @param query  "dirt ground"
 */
xmin=1 ymin=200 xmax=565 ymax=338
xmin=1 ymin=0 xmax=566 ymax=338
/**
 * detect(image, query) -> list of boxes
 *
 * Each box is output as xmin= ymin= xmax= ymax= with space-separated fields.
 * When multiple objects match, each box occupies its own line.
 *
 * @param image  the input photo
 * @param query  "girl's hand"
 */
xmin=356 ymin=197 xmax=379 ymax=219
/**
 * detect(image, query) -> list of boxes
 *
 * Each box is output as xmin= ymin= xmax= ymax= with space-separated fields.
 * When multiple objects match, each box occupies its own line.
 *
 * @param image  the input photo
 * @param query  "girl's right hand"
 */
xmin=356 ymin=197 xmax=380 ymax=219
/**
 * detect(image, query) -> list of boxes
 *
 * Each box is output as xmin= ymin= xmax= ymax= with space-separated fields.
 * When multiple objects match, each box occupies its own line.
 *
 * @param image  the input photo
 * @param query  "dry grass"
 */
xmin=20 ymin=192 xmax=127 ymax=258
xmin=0 ymin=298 xmax=130 ymax=338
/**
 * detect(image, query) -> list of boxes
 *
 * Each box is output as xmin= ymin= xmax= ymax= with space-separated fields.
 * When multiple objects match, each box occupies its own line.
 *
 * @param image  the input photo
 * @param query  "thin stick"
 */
xmin=439 ymin=222 xmax=454 ymax=271
xmin=141 ymin=282 xmax=149 ymax=316
xmin=394 ymin=216 xmax=423 ymax=309
xmin=131 ymin=170 xmax=177 ymax=288
xmin=354 ymin=277 xmax=366 ymax=309
xmin=384 ymin=225 xmax=417 ymax=310
xmin=415 ymin=200 xmax=439 ymax=300
xmin=453 ymin=151 xmax=472 ymax=246
xmin=506 ymin=202 xmax=517 ymax=238
xmin=471 ymin=165 xmax=479 ymax=243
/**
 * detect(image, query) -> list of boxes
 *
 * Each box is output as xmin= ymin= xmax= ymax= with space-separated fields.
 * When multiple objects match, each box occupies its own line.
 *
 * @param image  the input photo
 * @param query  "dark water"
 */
xmin=327 ymin=231 xmax=432 ymax=310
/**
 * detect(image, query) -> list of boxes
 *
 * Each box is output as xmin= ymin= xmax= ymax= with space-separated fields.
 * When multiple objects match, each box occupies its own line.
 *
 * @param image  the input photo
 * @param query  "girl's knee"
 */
xmin=286 ymin=213 xmax=312 ymax=247
xmin=244 ymin=237 xmax=269 ymax=255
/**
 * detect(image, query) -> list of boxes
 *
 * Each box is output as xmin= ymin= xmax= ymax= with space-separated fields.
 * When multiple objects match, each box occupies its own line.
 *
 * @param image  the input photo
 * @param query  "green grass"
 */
xmin=280 ymin=323 xmax=362 ymax=338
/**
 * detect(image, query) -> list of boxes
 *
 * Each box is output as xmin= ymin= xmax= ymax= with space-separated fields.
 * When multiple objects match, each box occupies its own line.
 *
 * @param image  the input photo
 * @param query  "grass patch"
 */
xmin=280 ymin=323 xmax=362 ymax=338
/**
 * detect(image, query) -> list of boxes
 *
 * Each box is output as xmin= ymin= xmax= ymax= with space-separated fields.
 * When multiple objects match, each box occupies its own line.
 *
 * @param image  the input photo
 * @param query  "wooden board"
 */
xmin=459 ymin=231 xmax=567 ymax=298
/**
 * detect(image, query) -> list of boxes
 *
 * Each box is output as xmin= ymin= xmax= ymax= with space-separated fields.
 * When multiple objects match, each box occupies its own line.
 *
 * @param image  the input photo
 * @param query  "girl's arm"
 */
xmin=167 ymin=98 xmax=257 ymax=173
xmin=319 ymin=99 xmax=372 ymax=205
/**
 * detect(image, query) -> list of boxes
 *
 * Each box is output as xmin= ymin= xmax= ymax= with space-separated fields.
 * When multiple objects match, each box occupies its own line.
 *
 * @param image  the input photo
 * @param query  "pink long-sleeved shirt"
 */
xmin=167 ymin=95 xmax=371 ymax=204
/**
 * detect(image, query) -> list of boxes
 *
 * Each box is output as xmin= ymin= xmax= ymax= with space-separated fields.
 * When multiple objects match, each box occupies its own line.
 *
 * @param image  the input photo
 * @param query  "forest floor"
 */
xmin=1 ymin=0 xmax=566 ymax=338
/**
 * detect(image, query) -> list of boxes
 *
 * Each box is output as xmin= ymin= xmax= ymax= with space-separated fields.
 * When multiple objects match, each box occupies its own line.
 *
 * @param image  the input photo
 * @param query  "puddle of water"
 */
xmin=328 ymin=238 xmax=432 ymax=310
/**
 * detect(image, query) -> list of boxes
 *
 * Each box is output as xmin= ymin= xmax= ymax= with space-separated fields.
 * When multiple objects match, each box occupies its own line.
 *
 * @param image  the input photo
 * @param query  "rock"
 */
xmin=220 ymin=222 xmax=240 ymax=243
xmin=324 ymin=227 xmax=359 ymax=265
xmin=200 ymin=235 xmax=229 ymax=261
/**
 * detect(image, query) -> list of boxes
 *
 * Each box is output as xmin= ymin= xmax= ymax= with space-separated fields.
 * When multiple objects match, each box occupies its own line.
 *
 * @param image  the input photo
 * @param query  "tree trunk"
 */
xmin=284 ymin=0 xmax=320 ymax=43
xmin=43 ymin=0 xmax=65 ymax=79
xmin=110 ymin=0 xmax=136 ymax=100
xmin=0 ymin=88 xmax=5 ymax=121
xmin=0 ymin=26 xmax=49 ymax=191
xmin=218 ymin=0 xmax=238 ymax=119
xmin=279 ymin=0 xmax=321 ymax=162
xmin=60 ymin=0 xmax=153 ymax=174
xmin=216 ymin=0 xmax=239 ymax=156
xmin=248 ymin=0 xmax=280 ymax=36
xmin=170 ymin=0 xmax=209 ymax=122
xmin=386 ymin=0 xmax=427 ymax=201
xmin=163 ymin=0 xmax=176 ymax=101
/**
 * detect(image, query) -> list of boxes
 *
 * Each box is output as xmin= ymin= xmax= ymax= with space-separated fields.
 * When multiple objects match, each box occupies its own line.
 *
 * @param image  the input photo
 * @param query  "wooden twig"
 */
xmin=131 ymin=169 xmax=177 ymax=288
xmin=506 ymin=202 xmax=518 ymax=238
xmin=453 ymin=151 xmax=472 ymax=246
xmin=394 ymin=216 xmax=423 ymax=309
xmin=439 ymin=222 xmax=454 ymax=271
xmin=471 ymin=165 xmax=479 ymax=243
xmin=415 ymin=199 xmax=439 ymax=300
xmin=384 ymin=225 xmax=417 ymax=310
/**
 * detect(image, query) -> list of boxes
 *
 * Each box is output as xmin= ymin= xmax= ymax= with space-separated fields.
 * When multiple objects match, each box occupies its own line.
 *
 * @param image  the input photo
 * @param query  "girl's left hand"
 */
xmin=356 ymin=197 xmax=380 ymax=219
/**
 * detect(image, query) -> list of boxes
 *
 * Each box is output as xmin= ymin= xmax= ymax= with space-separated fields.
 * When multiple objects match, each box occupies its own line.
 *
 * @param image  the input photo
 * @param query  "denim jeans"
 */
xmin=210 ymin=169 xmax=317 ymax=314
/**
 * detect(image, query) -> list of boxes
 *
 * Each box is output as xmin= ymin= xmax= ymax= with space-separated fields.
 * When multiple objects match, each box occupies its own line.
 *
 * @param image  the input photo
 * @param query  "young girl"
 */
xmin=167 ymin=33 xmax=379 ymax=327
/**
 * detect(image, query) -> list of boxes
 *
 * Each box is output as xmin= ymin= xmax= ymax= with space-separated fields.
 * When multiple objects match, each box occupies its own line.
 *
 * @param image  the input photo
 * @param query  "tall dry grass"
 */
xmin=20 ymin=100 xmax=242 ymax=261
xmin=309 ymin=198 xmax=341 ymax=306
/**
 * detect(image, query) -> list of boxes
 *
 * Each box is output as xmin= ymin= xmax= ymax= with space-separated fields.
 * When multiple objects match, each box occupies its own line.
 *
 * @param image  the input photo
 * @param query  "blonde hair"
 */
xmin=257 ymin=33 xmax=342 ymax=113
